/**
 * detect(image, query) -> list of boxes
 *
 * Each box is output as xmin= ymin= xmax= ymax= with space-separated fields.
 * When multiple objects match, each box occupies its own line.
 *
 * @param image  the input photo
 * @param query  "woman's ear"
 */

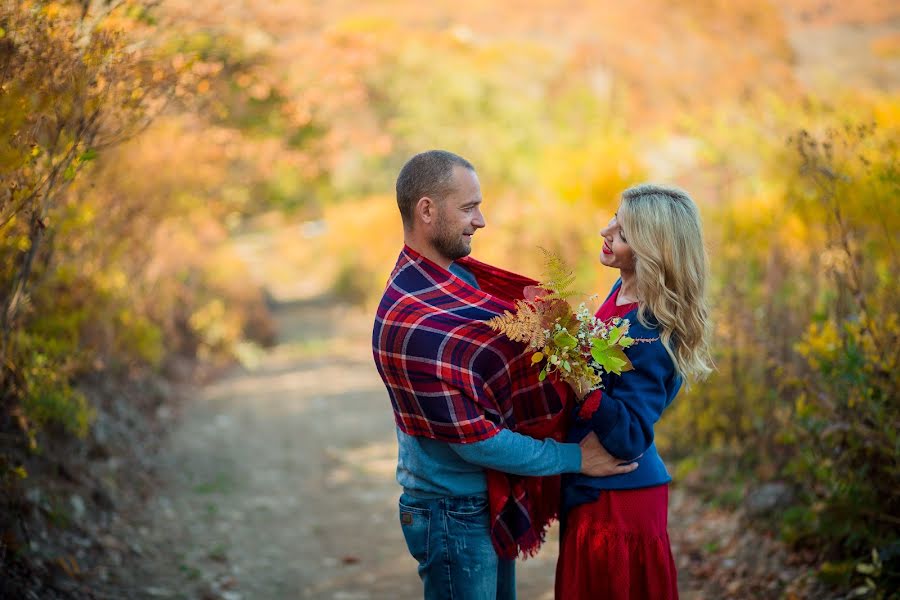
xmin=416 ymin=196 xmax=435 ymax=225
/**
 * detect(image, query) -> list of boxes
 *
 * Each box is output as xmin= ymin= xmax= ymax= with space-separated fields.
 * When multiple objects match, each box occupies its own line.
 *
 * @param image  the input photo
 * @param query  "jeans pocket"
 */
xmin=398 ymin=499 xmax=430 ymax=564
xmin=446 ymin=496 xmax=489 ymax=525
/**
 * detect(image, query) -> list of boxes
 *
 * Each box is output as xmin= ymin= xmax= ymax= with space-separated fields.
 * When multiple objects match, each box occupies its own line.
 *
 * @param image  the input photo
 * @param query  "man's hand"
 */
xmin=579 ymin=432 xmax=639 ymax=477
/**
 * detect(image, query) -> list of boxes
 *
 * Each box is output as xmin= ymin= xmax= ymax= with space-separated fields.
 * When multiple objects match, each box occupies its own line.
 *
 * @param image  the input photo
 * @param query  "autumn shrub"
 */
xmin=0 ymin=2 xmax=276 ymax=458
xmin=656 ymin=98 xmax=900 ymax=591
xmin=0 ymin=0 xmax=175 ymax=440
xmin=776 ymin=125 xmax=899 ymax=571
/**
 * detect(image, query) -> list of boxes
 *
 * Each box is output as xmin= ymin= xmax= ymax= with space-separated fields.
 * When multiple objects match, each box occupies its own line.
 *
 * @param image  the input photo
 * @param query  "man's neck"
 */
xmin=404 ymin=236 xmax=452 ymax=270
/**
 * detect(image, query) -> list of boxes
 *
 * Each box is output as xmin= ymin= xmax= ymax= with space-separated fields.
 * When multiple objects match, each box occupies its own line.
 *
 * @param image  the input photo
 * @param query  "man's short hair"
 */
xmin=396 ymin=150 xmax=475 ymax=230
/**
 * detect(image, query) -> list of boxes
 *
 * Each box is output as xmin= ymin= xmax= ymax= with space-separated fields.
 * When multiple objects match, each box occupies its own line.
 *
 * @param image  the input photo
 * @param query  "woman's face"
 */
xmin=599 ymin=212 xmax=635 ymax=271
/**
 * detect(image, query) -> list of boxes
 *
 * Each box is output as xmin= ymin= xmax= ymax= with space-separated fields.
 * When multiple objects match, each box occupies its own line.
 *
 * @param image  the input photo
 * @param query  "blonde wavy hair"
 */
xmin=617 ymin=184 xmax=714 ymax=381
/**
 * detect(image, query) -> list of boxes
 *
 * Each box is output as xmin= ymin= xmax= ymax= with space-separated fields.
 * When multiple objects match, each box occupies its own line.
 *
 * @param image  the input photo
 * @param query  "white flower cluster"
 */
xmin=574 ymin=301 xmax=629 ymax=344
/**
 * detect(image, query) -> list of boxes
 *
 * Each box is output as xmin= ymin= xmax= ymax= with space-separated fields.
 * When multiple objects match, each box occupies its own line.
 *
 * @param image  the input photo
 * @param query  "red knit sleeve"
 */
xmin=578 ymin=389 xmax=603 ymax=420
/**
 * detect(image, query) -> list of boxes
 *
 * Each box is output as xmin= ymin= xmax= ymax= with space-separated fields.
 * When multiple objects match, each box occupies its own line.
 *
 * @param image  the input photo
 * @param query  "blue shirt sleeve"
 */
xmin=585 ymin=338 xmax=676 ymax=460
xmin=449 ymin=429 xmax=582 ymax=476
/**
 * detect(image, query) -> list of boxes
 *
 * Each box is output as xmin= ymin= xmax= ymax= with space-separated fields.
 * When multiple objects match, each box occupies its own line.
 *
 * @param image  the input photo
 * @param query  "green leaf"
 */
xmin=590 ymin=337 xmax=609 ymax=351
xmin=79 ymin=148 xmax=98 ymax=162
xmin=563 ymin=360 xmax=571 ymax=372
xmin=590 ymin=345 xmax=634 ymax=375
xmin=553 ymin=330 xmax=578 ymax=349
xmin=531 ymin=352 xmax=544 ymax=364
xmin=607 ymin=347 xmax=634 ymax=373
xmin=607 ymin=326 xmax=623 ymax=344
xmin=538 ymin=368 xmax=547 ymax=382
xmin=601 ymin=354 xmax=626 ymax=372
xmin=619 ymin=336 xmax=634 ymax=347
xmin=63 ymin=163 xmax=77 ymax=181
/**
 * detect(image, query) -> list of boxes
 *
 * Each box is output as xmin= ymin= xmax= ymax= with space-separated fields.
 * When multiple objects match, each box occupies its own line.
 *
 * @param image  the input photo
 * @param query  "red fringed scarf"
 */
xmin=372 ymin=245 xmax=574 ymax=559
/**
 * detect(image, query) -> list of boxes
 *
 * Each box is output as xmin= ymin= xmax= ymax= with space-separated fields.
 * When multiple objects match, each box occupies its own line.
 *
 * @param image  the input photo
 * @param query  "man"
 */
xmin=372 ymin=150 xmax=636 ymax=600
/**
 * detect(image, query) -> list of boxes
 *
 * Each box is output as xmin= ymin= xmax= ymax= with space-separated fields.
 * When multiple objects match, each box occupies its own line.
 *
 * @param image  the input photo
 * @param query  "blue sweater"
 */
xmin=562 ymin=280 xmax=683 ymax=514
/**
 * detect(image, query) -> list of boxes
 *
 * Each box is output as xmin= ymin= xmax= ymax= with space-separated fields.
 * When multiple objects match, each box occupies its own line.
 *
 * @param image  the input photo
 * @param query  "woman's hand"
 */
xmin=579 ymin=432 xmax=639 ymax=477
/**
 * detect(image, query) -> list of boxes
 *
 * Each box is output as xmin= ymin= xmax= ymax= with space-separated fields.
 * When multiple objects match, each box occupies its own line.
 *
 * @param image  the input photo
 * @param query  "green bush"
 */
xmin=13 ymin=332 xmax=94 ymax=439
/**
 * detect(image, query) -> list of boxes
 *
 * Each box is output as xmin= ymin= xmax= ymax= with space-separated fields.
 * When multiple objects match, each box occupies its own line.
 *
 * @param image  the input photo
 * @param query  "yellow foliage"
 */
xmin=318 ymin=194 xmax=404 ymax=306
xmin=486 ymin=302 xmax=545 ymax=345
xmin=538 ymin=137 xmax=646 ymax=207
xmin=795 ymin=321 xmax=841 ymax=369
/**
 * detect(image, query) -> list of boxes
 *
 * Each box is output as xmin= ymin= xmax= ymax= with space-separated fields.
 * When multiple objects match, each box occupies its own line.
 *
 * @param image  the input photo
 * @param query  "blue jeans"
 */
xmin=398 ymin=493 xmax=516 ymax=600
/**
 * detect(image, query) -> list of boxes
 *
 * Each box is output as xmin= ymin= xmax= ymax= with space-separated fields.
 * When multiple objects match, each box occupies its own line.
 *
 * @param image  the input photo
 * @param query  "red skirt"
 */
xmin=555 ymin=485 xmax=678 ymax=600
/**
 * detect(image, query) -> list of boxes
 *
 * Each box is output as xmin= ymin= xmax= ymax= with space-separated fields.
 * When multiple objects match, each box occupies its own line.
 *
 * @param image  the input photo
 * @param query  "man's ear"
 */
xmin=416 ymin=196 xmax=436 ymax=225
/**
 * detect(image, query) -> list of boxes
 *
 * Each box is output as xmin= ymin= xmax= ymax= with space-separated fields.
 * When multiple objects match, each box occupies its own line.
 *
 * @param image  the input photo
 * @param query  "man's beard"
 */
xmin=430 ymin=215 xmax=471 ymax=262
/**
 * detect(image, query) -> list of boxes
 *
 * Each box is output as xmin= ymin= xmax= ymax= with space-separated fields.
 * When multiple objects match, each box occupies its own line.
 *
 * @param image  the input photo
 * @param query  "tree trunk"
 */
xmin=0 ymin=211 xmax=46 ymax=378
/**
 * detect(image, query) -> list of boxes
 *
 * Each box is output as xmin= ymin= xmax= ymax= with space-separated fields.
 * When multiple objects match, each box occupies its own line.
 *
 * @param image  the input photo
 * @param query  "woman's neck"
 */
xmin=617 ymin=270 xmax=639 ymax=304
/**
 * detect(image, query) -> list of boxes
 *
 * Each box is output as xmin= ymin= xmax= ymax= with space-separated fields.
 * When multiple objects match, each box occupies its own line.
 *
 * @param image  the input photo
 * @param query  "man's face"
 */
xmin=430 ymin=166 xmax=486 ymax=262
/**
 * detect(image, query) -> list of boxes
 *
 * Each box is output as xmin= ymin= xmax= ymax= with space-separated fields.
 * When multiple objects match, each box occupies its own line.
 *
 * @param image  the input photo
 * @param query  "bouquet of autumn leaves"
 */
xmin=487 ymin=252 xmax=639 ymax=400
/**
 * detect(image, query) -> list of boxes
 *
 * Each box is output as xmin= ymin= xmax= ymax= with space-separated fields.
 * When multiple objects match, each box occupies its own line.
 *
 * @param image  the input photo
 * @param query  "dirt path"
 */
xmin=130 ymin=298 xmax=564 ymax=599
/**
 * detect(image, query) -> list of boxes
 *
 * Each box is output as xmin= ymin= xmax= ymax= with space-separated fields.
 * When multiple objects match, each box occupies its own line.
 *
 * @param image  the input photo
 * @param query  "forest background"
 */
xmin=1 ymin=0 xmax=898 ymax=597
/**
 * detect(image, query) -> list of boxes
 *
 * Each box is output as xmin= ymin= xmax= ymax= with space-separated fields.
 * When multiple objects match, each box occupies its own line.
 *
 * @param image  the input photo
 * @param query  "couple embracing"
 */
xmin=372 ymin=150 xmax=713 ymax=600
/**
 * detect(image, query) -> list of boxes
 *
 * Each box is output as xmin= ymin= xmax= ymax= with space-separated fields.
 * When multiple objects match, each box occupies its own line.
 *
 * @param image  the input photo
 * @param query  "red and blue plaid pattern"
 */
xmin=373 ymin=245 xmax=574 ymax=558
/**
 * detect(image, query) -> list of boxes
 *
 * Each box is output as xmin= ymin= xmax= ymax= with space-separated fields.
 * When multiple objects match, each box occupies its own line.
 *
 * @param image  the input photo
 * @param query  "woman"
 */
xmin=555 ymin=183 xmax=714 ymax=599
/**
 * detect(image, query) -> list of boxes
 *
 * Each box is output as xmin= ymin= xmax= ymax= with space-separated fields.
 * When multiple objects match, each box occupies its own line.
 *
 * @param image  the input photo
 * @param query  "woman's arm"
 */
xmin=582 ymin=339 xmax=677 ymax=460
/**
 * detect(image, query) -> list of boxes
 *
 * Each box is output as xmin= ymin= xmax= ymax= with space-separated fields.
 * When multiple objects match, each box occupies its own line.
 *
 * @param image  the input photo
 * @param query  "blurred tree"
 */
xmin=0 ymin=0 xmax=177 ymax=436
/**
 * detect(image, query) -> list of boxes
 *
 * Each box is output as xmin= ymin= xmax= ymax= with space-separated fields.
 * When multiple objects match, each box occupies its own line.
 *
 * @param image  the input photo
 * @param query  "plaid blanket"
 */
xmin=372 ymin=245 xmax=574 ymax=559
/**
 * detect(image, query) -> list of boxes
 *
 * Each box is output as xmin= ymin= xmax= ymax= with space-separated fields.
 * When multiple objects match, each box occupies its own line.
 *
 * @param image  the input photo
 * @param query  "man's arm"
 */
xmin=450 ymin=429 xmax=637 ymax=477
